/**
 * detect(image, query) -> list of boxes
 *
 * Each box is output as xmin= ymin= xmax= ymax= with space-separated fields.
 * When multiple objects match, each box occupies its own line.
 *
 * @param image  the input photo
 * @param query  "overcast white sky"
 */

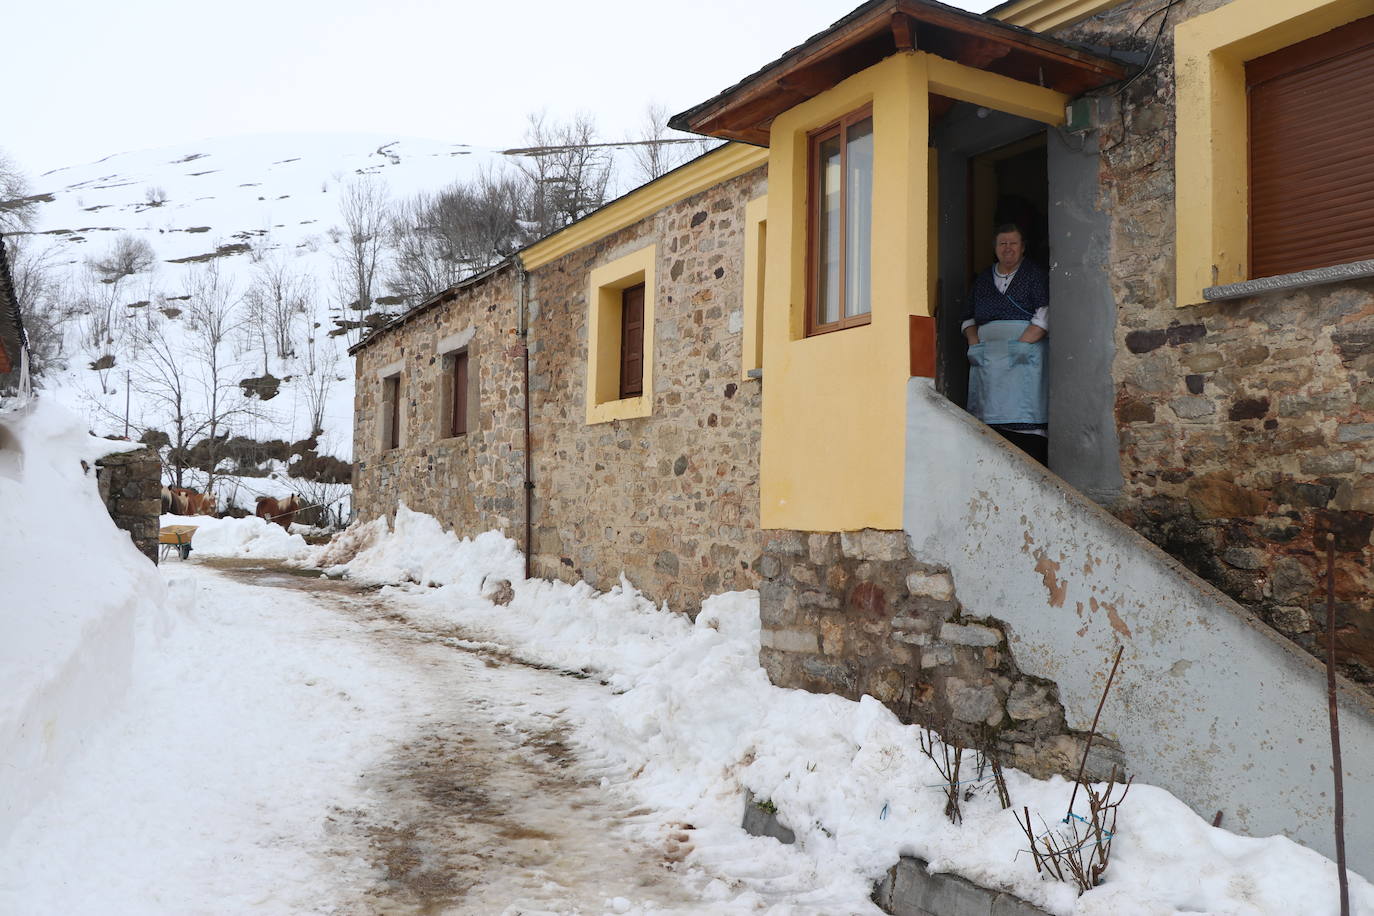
xmin=7 ymin=0 xmax=1001 ymax=178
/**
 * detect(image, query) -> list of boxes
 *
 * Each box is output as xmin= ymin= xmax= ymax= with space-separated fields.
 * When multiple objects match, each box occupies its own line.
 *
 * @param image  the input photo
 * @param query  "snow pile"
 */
xmin=0 ymin=399 xmax=165 ymax=848
xmin=311 ymin=502 xmax=524 ymax=594
xmin=321 ymin=509 xmax=1374 ymax=915
xmin=161 ymin=512 xmax=310 ymax=560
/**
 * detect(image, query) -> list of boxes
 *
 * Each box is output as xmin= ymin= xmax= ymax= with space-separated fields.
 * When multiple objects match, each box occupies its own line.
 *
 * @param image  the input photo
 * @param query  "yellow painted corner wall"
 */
xmin=586 ymin=245 xmax=656 ymax=424
xmin=741 ymin=196 xmax=768 ymax=380
xmin=1175 ymin=0 xmax=1371 ymax=305
xmin=759 ymin=52 xmax=931 ymax=532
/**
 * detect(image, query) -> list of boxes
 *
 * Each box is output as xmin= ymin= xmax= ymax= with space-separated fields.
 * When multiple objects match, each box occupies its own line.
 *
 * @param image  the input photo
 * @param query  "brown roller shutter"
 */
xmin=1248 ymin=15 xmax=1374 ymax=279
xmin=619 ymin=284 xmax=645 ymax=399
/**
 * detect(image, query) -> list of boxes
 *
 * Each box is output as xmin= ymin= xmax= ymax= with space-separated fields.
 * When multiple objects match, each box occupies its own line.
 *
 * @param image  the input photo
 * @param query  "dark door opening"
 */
xmin=932 ymin=116 xmax=1049 ymax=460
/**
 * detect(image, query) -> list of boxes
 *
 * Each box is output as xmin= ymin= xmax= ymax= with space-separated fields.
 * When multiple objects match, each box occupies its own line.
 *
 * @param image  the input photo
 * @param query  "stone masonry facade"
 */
xmin=353 ymin=167 xmax=767 ymax=614
xmin=1056 ymin=0 xmax=1374 ymax=684
xmin=352 ymin=267 xmax=529 ymax=544
xmin=524 ymin=168 xmax=766 ymax=611
xmin=758 ymin=528 xmax=1124 ymax=781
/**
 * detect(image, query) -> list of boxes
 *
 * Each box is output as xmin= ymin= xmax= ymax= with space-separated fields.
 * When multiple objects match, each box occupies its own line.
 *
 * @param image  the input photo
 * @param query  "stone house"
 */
xmin=353 ymin=0 xmax=1374 ymax=872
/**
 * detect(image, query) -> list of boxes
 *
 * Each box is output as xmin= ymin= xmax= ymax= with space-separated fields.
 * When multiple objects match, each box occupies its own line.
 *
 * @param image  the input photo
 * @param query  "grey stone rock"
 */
xmin=1221 ymin=547 xmax=1267 ymax=570
xmin=760 ymin=628 xmax=819 ymax=654
xmin=767 ymin=531 xmax=806 ymax=555
xmin=1169 ymin=396 xmax=1217 ymax=419
xmin=921 ymin=647 xmax=955 ymax=669
xmin=893 ymin=632 xmax=931 ymax=646
xmin=758 ymin=555 xmax=782 ymax=579
xmin=1337 ymin=423 xmax=1374 ymax=443
xmin=481 ymin=578 xmax=515 ymax=606
xmin=907 ymin=571 xmax=955 ymax=601
xmin=808 ymin=533 xmax=839 ymax=566
xmin=1007 ymin=681 xmax=1058 ymax=721
xmin=939 ymin=623 xmax=1001 ymax=647
xmin=948 ymin=678 xmax=1002 ymax=726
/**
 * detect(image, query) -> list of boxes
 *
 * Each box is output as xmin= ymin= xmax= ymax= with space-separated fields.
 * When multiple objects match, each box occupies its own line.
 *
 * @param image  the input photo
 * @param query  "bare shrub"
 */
xmin=89 ymin=234 xmax=156 ymax=282
xmin=1017 ymin=768 xmax=1132 ymax=894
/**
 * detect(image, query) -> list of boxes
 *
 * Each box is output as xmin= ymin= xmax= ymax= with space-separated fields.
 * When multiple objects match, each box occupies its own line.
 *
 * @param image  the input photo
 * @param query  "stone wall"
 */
xmin=525 ymin=167 xmax=767 ymax=612
xmin=95 ymin=445 xmax=161 ymax=564
xmin=1053 ymin=0 xmax=1374 ymax=684
xmin=352 ymin=267 xmax=529 ymax=544
xmin=757 ymin=528 xmax=1122 ymax=781
xmin=352 ymin=167 xmax=767 ymax=614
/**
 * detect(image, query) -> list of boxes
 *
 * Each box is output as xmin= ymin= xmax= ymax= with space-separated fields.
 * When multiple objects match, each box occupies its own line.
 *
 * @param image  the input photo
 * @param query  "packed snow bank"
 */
xmin=320 ymin=508 xmax=1374 ymax=915
xmin=310 ymin=503 xmax=524 ymax=593
xmin=0 ymin=399 xmax=165 ymax=848
xmin=161 ymin=513 xmax=310 ymax=561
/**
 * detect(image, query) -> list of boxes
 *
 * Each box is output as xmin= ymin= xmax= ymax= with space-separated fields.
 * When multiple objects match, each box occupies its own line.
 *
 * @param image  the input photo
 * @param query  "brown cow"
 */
xmin=255 ymin=494 xmax=302 ymax=530
xmin=164 ymin=486 xmax=215 ymax=516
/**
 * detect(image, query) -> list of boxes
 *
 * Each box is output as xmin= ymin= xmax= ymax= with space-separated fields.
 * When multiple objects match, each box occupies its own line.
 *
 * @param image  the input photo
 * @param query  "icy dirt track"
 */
xmin=0 ymin=561 xmax=776 ymax=915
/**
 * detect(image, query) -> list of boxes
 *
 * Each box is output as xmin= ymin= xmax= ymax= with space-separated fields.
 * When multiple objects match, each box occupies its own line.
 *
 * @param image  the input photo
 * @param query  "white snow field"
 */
xmin=2 ymin=399 xmax=1371 ymax=914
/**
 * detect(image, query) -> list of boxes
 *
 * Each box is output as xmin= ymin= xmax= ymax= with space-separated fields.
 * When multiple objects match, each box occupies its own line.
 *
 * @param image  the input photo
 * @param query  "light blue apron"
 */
xmin=967 ymin=320 xmax=1048 ymax=426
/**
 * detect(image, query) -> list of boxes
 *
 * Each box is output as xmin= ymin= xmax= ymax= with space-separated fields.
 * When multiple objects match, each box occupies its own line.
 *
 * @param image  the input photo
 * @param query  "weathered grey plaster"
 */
xmin=1045 ymin=129 xmax=1122 ymax=504
xmin=903 ymin=378 xmax=1374 ymax=877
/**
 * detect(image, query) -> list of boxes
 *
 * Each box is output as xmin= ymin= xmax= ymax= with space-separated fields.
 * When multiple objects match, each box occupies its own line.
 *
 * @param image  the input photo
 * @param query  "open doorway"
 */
xmin=931 ymin=102 xmax=1049 ymax=457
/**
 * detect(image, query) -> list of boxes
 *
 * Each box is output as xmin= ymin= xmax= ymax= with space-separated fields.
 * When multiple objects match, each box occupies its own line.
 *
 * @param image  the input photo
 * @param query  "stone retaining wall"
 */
xmin=757 ymin=528 xmax=1123 ymax=781
xmin=95 ymin=446 xmax=161 ymax=564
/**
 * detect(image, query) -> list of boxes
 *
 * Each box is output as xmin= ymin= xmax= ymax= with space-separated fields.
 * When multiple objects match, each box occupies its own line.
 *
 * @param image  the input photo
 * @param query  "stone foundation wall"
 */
xmin=1054 ymin=0 xmax=1374 ymax=684
xmin=758 ymin=528 xmax=1123 ymax=781
xmin=525 ymin=167 xmax=767 ymax=612
xmin=95 ymin=446 xmax=161 ymax=564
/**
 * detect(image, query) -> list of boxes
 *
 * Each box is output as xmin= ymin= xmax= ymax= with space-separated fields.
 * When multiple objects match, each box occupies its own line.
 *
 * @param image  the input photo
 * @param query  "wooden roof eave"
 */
xmin=671 ymin=0 xmax=1128 ymax=144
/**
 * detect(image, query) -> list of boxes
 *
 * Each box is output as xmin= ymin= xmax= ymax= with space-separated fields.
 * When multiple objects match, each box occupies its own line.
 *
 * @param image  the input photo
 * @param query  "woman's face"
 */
xmin=994 ymin=231 xmax=1025 ymax=272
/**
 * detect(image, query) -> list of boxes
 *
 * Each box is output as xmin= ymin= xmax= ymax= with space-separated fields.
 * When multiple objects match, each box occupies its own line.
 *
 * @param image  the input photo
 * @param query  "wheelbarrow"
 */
xmin=158 ymin=524 xmax=198 ymax=561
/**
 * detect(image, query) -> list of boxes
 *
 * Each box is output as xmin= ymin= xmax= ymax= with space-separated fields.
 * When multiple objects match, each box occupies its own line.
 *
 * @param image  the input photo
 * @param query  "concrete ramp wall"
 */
xmin=903 ymin=378 xmax=1373 ymax=877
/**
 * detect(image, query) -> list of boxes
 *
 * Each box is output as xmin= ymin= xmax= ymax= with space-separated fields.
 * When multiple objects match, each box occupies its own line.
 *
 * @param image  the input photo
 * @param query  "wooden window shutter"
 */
xmin=383 ymin=375 xmax=401 ymax=450
xmin=451 ymin=351 xmax=468 ymax=437
xmin=1247 ymin=15 xmax=1374 ymax=279
xmin=619 ymin=284 xmax=645 ymax=399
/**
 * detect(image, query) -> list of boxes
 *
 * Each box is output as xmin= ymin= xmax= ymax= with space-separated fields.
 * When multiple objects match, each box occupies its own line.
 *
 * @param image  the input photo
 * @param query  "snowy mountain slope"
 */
xmin=19 ymin=133 xmax=517 ymax=471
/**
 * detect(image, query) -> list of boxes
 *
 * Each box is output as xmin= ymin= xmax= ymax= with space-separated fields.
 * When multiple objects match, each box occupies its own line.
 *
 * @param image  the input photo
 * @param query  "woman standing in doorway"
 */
xmin=961 ymin=223 xmax=1050 ymax=465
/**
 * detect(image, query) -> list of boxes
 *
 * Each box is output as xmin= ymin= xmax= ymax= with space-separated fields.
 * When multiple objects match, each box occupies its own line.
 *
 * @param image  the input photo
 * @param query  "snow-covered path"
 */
xmin=0 ymin=561 xmax=714 ymax=915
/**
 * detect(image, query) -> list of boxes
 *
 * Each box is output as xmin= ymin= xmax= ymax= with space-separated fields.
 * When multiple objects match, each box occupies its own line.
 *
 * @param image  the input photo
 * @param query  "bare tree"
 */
xmin=0 ymin=149 xmax=37 ymax=231
xmin=626 ymin=102 xmax=715 ymax=185
xmin=515 ymin=111 xmax=613 ymax=237
xmin=302 ymin=340 xmax=339 ymax=439
xmin=243 ymin=251 xmax=312 ymax=372
xmin=184 ymin=262 xmax=249 ymax=492
xmin=331 ymin=177 xmax=389 ymax=347
xmin=387 ymin=166 xmax=528 ymax=307
xmin=130 ymin=311 xmax=201 ymax=487
xmin=88 ymin=234 xmax=156 ymax=283
xmin=75 ymin=269 xmax=128 ymax=394
xmin=6 ymin=237 xmax=71 ymax=377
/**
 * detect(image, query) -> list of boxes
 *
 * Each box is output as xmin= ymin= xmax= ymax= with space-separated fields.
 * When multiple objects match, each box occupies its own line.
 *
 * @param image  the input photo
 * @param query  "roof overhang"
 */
xmin=669 ymin=0 xmax=1128 ymax=144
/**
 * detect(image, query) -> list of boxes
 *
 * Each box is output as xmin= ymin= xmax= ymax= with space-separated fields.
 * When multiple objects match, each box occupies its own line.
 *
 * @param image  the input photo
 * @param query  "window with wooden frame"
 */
xmin=448 ymin=349 xmax=469 ymax=437
xmin=381 ymin=373 xmax=402 ymax=450
xmin=807 ymin=106 xmax=874 ymax=335
xmin=618 ymin=284 xmax=645 ymax=399
xmin=1247 ymin=15 xmax=1374 ymax=279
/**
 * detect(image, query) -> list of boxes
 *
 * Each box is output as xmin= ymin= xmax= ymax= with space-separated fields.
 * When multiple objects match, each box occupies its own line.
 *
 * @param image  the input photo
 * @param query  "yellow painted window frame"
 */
xmin=586 ymin=244 xmax=657 ymax=425
xmin=741 ymin=196 xmax=768 ymax=379
xmin=1175 ymin=0 xmax=1371 ymax=305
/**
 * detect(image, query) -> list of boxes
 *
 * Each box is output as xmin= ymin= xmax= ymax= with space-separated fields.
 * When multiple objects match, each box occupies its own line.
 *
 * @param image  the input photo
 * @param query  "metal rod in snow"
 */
xmin=1324 ymin=535 xmax=1350 ymax=916
xmin=1066 ymin=644 xmax=1124 ymax=821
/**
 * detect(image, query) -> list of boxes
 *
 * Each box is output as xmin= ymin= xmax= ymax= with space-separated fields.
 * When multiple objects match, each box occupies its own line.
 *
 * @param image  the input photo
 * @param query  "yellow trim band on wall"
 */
xmin=1175 ymin=0 xmax=1371 ymax=306
xmin=741 ymin=196 xmax=769 ymax=380
xmin=521 ymin=144 xmax=768 ymax=271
